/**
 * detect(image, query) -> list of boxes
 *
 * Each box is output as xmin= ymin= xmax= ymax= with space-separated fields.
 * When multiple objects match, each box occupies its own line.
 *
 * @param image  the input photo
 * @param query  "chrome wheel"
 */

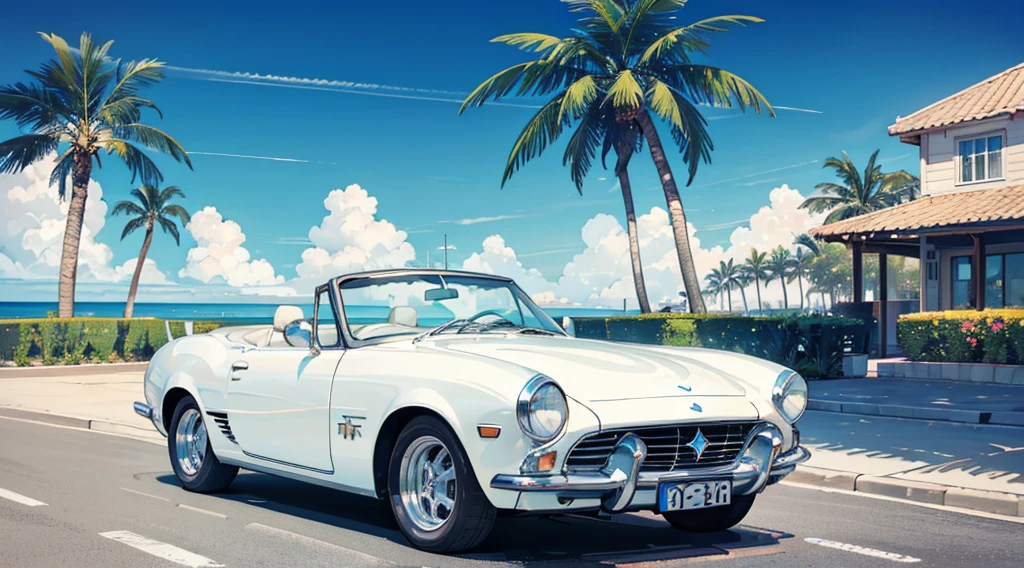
xmin=399 ymin=435 xmax=456 ymax=531
xmin=174 ymin=408 xmax=207 ymax=478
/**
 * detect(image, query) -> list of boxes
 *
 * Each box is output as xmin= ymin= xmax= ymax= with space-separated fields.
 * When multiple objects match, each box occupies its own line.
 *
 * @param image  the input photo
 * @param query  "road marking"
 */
xmin=245 ymin=523 xmax=392 ymax=565
xmin=0 ymin=487 xmax=47 ymax=507
xmin=119 ymin=487 xmax=173 ymax=502
xmin=99 ymin=531 xmax=223 ymax=567
xmin=177 ymin=503 xmax=228 ymax=519
xmin=0 ymin=414 xmax=164 ymax=446
xmin=804 ymin=538 xmax=921 ymax=563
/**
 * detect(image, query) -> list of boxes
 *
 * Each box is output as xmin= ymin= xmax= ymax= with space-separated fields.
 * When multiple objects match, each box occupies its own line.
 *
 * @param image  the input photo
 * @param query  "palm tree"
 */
xmin=611 ymin=122 xmax=652 ymax=313
xmin=799 ymin=150 xmax=919 ymax=224
xmin=112 ymin=185 xmax=190 ymax=318
xmin=703 ymin=267 xmax=724 ymax=311
xmin=718 ymin=259 xmax=745 ymax=313
xmin=765 ymin=246 xmax=793 ymax=310
xmin=788 ymin=247 xmax=815 ymax=312
xmin=0 ymin=32 xmax=191 ymax=317
xmin=460 ymin=0 xmax=773 ymax=313
xmin=793 ymin=233 xmax=821 ymax=256
xmin=743 ymin=248 xmax=768 ymax=313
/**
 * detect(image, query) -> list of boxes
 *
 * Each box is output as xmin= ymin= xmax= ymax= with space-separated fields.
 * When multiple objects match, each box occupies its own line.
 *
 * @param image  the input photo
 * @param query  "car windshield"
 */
xmin=337 ymin=273 xmax=564 ymax=342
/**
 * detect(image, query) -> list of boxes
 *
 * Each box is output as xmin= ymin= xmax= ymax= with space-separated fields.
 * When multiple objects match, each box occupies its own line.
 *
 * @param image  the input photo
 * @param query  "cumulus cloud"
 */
xmin=294 ymin=184 xmax=415 ymax=280
xmin=0 ymin=153 xmax=171 ymax=284
xmin=179 ymin=206 xmax=287 ymax=288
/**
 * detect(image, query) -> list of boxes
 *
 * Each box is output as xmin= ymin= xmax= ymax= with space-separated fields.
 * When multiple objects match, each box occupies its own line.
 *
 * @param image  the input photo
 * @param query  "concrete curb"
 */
xmin=0 ymin=362 xmax=149 ymax=378
xmin=807 ymin=398 xmax=1024 ymax=427
xmin=790 ymin=465 xmax=1024 ymax=517
xmin=0 ymin=406 xmax=163 ymax=443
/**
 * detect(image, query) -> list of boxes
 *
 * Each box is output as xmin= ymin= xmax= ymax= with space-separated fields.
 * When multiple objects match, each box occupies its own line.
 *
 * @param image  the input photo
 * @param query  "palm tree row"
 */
xmin=0 ymin=32 xmax=191 ymax=317
xmin=704 ymin=233 xmax=823 ymax=313
xmin=461 ymin=0 xmax=773 ymax=313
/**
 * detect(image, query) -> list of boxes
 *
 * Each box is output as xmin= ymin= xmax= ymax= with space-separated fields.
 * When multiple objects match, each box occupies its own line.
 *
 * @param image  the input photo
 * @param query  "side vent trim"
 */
xmin=205 ymin=410 xmax=237 ymax=444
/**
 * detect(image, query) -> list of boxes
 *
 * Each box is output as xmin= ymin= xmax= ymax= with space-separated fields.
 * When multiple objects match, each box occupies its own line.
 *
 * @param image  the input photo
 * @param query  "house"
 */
xmin=812 ymin=62 xmax=1024 ymax=355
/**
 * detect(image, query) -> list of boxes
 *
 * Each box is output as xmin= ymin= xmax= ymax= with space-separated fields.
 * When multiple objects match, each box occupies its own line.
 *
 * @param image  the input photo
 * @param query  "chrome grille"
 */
xmin=565 ymin=421 xmax=758 ymax=473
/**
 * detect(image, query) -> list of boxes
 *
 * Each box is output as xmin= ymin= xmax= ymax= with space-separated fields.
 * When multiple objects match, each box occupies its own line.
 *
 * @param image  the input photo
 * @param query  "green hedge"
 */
xmin=0 ymin=318 xmax=223 ymax=366
xmin=573 ymin=314 xmax=870 ymax=379
xmin=897 ymin=309 xmax=1024 ymax=364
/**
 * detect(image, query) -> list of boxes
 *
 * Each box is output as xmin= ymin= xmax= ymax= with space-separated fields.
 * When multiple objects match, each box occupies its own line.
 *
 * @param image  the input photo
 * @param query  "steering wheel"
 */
xmin=466 ymin=310 xmax=516 ymax=326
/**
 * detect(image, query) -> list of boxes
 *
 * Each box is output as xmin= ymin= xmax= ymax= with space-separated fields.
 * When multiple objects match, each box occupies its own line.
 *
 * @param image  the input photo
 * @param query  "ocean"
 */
xmin=0 ymin=301 xmax=635 ymax=324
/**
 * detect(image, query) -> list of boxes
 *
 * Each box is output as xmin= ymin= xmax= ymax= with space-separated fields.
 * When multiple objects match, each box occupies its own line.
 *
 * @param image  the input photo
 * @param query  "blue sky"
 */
xmin=1 ymin=0 xmax=1022 ymax=307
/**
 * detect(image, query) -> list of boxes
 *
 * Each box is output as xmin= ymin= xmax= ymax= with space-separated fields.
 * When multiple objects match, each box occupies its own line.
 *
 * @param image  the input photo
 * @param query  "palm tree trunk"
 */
xmin=780 ymin=279 xmax=789 ymax=310
xmin=797 ymin=274 xmax=805 ymax=311
xmin=635 ymin=107 xmax=706 ymax=313
xmin=726 ymin=287 xmax=733 ymax=313
xmin=57 ymin=152 xmax=91 ymax=318
xmin=738 ymin=285 xmax=749 ymax=314
xmin=754 ymin=275 xmax=762 ymax=313
xmin=615 ymin=145 xmax=651 ymax=313
xmin=124 ymin=219 xmax=154 ymax=319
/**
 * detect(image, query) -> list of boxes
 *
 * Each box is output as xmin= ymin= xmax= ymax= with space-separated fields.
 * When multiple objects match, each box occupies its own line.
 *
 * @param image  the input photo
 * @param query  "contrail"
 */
xmin=188 ymin=151 xmax=309 ymax=163
xmin=774 ymin=106 xmax=824 ymax=114
xmin=691 ymin=160 xmax=820 ymax=188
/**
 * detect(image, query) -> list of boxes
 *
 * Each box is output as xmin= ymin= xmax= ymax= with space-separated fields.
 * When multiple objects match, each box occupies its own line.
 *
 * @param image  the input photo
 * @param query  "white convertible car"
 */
xmin=135 ymin=269 xmax=809 ymax=552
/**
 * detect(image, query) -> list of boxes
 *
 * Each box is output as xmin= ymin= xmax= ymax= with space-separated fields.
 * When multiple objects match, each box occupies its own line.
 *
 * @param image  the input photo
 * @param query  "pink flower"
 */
xmin=966 ymin=337 xmax=978 ymax=347
xmin=991 ymin=322 xmax=1005 ymax=333
xmin=961 ymin=320 xmax=975 ymax=332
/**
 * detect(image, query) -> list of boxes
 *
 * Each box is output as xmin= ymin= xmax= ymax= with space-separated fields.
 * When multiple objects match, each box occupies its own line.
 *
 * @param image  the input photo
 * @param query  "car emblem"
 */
xmin=690 ymin=402 xmax=702 ymax=413
xmin=338 ymin=416 xmax=365 ymax=440
xmin=686 ymin=429 xmax=709 ymax=461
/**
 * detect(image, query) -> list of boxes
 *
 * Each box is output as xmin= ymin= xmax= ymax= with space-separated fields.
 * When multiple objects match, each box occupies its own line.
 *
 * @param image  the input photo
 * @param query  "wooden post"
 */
xmin=879 ymin=253 xmax=888 ymax=358
xmin=852 ymin=241 xmax=864 ymax=303
xmin=972 ymin=234 xmax=985 ymax=310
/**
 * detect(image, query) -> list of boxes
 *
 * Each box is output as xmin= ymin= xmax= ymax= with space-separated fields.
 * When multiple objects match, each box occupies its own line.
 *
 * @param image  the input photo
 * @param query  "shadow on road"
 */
xmin=156 ymin=471 xmax=790 ymax=565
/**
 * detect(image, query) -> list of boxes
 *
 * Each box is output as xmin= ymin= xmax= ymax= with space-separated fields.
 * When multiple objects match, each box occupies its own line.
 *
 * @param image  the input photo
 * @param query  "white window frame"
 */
xmin=955 ymin=130 xmax=1006 ymax=186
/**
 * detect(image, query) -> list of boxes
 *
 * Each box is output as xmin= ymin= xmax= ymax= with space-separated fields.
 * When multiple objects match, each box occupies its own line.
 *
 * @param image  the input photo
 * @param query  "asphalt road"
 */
xmin=0 ymin=416 xmax=1021 ymax=568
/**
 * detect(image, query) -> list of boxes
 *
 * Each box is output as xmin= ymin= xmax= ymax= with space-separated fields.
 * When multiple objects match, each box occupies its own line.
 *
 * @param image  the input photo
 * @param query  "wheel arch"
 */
xmin=372 ymin=405 xmax=459 ymax=498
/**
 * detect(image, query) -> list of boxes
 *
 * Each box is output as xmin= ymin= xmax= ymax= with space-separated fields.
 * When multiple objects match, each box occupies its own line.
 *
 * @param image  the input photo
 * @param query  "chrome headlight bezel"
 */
xmin=772 ymin=370 xmax=808 ymax=424
xmin=516 ymin=375 xmax=568 ymax=443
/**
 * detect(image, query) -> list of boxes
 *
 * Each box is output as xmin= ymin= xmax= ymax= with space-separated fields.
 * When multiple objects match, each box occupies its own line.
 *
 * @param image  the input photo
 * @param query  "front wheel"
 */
xmin=168 ymin=396 xmax=238 ymax=493
xmin=388 ymin=416 xmax=496 ymax=552
xmin=661 ymin=493 xmax=755 ymax=532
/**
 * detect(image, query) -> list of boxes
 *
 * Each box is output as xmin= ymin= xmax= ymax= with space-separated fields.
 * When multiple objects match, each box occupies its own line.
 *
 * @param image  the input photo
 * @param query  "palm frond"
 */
xmin=159 ymin=185 xmax=185 ymax=204
xmin=657 ymin=65 xmax=773 ymax=115
xmin=103 ymin=139 xmax=163 ymax=185
xmin=564 ymin=0 xmax=628 ymax=32
xmin=647 ymin=79 xmax=684 ymax=130
xmin=0 ymin=82 xmax=71 ymax=131
xmin=48 ymin=148 xmax=75 ymax=200
xmin=559 ymin=75 xmax=599 ymax=121
xmin=563 ymin=105 xmax=605 ymax=192
xmin=157 ymin=215 xmax=181 ymax=245
xmin=100 ymin=59 xmax=165 ymax=114
xmin=160 ymin=203 xmax=191 ymax=226
xmin=111 ymin=124 xmax=191 ymax=168
xmin=639 ymin=16 xmax=764 ymax=65
xmin=0 ymin=134 xmax=59 ymax=175
xmin=603 ymin=70 xmax=644 ymax=109
xmin=111 ymin=200 xmax=147 ymax=218
xmin=458 ymin=63 xmax=534 ymax=113
xmin=799 ymin=195 xmax=848 ymax=214
xmin=501 ymin=95 xmax=569 ymax=186
xmin=119 ymin=216 xmax=147 ymax=241
xmin=653 ymin=85 xmax=713 ymax=185
xmin=491 ymin=33 xmax=563 ymax=53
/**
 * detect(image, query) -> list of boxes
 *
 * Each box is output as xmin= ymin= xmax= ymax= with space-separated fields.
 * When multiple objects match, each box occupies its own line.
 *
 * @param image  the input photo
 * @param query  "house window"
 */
xmin=951 ymin=253 xmax=1024 ymax=308
xmin=958 ymin=133 xmax=1003 ymax=184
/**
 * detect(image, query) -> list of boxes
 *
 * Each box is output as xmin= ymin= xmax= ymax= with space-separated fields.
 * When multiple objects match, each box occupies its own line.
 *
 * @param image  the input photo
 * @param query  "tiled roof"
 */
xmin=811 ymin=185 xmax=1024 ymax=239
xmin=888 ymin=62 xmax=1024 ymax=136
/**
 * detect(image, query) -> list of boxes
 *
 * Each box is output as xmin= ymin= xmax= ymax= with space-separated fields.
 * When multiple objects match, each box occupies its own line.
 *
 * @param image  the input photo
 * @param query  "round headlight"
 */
xmin=517 ymin=376 xmax=568 ymax=442
xmin=772 ymin=371 xmax=807 ymax=424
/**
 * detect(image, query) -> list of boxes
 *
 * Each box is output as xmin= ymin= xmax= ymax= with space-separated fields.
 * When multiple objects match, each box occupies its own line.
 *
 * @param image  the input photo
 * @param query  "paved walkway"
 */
xmin=808 ymin=378 xmax=1024 ymax=426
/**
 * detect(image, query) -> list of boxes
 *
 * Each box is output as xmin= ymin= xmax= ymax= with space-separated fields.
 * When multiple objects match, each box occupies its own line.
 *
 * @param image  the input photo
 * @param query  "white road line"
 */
xmin=119 ymin=487 xmax=173 ymax=502
xmin=0 ymin=487 xmax=47 ymax=507
xmin=177 ymin=503 xmax=228 ymax=519
xmin=99 ymin=531 xmax=223 ymax=567
xmin=245 ymin=522 xmax=392 ymax=565
xmin=804 ymin=537 xmax=921 ymax=563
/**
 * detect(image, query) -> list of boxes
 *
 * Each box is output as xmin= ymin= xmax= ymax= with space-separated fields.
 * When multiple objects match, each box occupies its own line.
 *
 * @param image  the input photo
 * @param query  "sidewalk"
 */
xmin=808 ymin=378 xmax=1024 ymax=426
xmin=1 ymin=365 xmax=1022 ymax=517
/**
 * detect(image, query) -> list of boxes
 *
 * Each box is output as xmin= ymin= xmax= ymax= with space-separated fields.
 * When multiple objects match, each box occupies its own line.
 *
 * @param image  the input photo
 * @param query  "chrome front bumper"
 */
xmin=490 ymin=424 xmax=810 ymax=514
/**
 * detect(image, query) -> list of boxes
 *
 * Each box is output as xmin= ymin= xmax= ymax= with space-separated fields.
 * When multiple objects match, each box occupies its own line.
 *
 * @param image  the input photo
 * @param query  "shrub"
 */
xmin=0 ymin=318 xmax=224 ymax=365
xmin=572 ymin=314 xmax=868 ymax=378
xmin=898 ymin=309 xmax=1024 ymax=364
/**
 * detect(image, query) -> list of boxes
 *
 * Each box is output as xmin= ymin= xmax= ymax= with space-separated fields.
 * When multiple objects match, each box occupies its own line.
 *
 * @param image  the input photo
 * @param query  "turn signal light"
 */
xmin=538 ymin=451 xmax=557 ymax=472
xmin=477 ymin=425 xmax=501 ymax=439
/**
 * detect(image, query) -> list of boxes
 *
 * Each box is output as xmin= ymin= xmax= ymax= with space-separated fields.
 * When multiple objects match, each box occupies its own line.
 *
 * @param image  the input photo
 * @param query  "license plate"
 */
xmin=659 ymin=480 xmax=732 ymax=512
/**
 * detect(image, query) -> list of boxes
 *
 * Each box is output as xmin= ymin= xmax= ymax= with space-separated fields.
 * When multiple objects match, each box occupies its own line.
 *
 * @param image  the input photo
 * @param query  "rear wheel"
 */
xmin=388 ymin=416 xmax=496 ymax=552
xmin=662 ymin=494 xmax=755 ymax=532
xmin=168 ymin=396 xmax=238 ymax=493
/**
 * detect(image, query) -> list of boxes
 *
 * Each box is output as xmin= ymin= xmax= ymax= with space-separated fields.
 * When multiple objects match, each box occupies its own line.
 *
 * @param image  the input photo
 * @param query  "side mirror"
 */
xmin=561 ymin=316 xmax=575 ymax=337
xmin=283 ymin=319 xmax=314 ymax=348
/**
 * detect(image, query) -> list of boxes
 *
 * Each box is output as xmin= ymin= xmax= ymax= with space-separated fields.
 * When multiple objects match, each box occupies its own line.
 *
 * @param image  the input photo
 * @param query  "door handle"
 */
xmin=230 ymin=361 xmax=248 ymax=381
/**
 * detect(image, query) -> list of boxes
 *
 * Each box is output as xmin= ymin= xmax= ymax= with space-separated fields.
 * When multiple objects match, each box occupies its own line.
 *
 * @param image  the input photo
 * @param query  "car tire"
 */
xmin=661 ymin=493 xmax=755 ymax=532
xmin=168 ymin=396 xmax=238 ymax=493
xmin=388 ymin=415 xmax=496 ymax=552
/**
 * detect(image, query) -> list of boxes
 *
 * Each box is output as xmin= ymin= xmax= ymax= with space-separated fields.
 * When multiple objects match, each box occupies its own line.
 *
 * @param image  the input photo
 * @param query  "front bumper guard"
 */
xmin=490 ymin=423 xmax=810 ymax=514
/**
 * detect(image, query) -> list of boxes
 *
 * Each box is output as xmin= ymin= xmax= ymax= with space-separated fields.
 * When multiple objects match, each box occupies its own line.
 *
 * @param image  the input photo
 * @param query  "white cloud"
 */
xmin=114 ymin=257 xmax=172 ymax=285
xmin=461 ymin=235 xmax=562 ymax=301
xmin=294 ymin=184 xmax=416 ymax=280
xmin=0 ymin=153 xmax=171 ymax=284
xmin=438 ymin=244 xmax=457 ymax=251
xmin=179 ymin=206 xmax=287 ymax=288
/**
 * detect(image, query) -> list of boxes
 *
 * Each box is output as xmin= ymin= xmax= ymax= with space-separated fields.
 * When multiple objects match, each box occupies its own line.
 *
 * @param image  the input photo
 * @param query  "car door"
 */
xmin=224 ymin=287 xmax=343 ymax=474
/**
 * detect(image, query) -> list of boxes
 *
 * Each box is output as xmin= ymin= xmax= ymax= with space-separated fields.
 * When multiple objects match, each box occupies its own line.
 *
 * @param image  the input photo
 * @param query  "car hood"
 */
xmin=421 ymin=334 xmax=749 ymax=403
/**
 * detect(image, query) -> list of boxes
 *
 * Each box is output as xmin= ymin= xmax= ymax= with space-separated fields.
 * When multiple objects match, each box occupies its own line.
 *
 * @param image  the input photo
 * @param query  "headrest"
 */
xmin=387 ymin=306 xmax=418 ymax=328
xmin=273 ymin=306 xmax=305 ymax=331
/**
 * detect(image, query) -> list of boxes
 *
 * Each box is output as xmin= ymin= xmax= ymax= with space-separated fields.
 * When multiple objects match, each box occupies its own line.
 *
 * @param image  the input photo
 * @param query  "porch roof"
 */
xmin=811 ymin=185 xmax=1024 ymax=241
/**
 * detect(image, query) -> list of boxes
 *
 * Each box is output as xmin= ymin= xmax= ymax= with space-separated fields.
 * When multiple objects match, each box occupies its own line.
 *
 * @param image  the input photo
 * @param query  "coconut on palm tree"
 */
xmin=460 ymin=0 xmax=773 ymax=313
xmin=799 ymin=150 xmax=918 ymax=224
xmin=0 ymin=32 xmax=191 ymax=317
xmin=743 ymin=248 xmax=769 ymax=313
xmin=765 ymin=246 xmax=793 ymax=310
xmin=112 ymin=185 xmax=190 ymax=318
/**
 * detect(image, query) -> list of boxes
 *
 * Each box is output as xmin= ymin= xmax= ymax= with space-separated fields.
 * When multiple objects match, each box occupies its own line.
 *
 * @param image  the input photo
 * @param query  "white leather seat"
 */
xmin=268 ymin=306 xmax=305 ymax=347
xmin=388 ymin=306 xmax=418 ymax=327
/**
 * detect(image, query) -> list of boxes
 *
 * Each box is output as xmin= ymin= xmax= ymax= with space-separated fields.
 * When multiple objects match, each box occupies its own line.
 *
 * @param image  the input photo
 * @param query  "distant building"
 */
xmin=814 ymin=62 xmax=1024 ymax=353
